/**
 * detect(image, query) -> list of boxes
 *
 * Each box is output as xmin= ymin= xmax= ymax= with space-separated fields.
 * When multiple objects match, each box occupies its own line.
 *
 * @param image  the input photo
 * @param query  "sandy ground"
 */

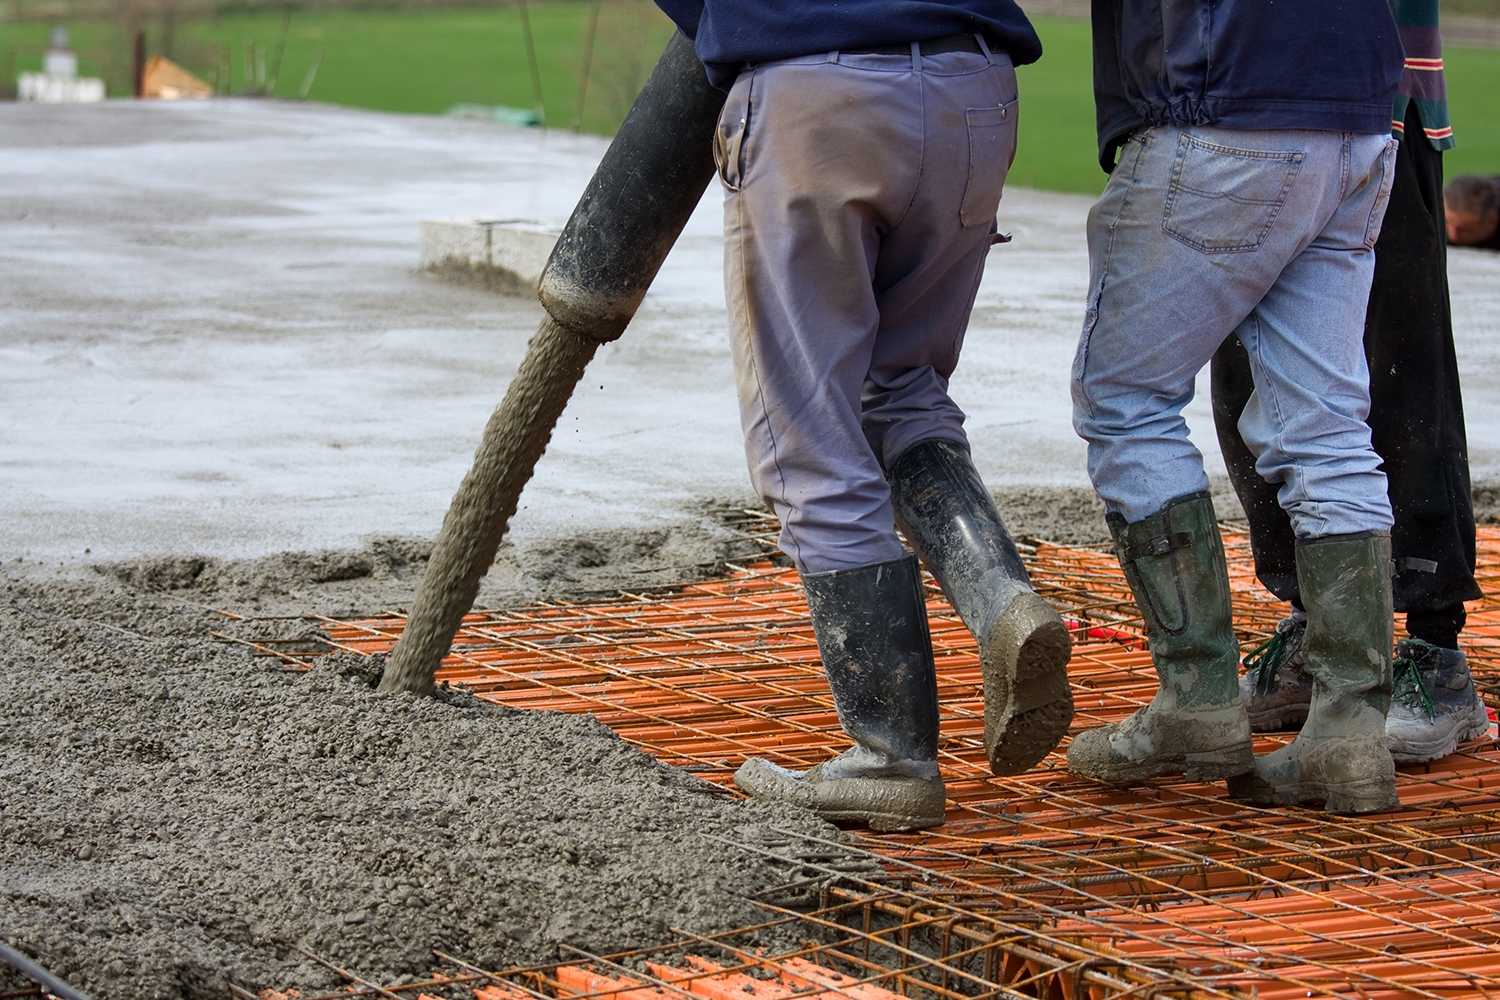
xmin=4 ymin=99 xmax=1499 ymax=996
xmin=7 ymin=99 xmax=1495 ymax=568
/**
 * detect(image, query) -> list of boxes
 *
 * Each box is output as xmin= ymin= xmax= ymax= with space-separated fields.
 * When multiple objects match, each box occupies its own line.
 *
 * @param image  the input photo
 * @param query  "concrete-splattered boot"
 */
xmin=889 ymin=439 xmax=1072 ymax=777
xmin=734 ymin=554 xmax=945 ymax=832
xmin=1239 ymin=611 xmax=1313 ymax=732
xmin=1229 ymin=534 xmax=1399 ymax=814
xmin=1068 ymin=493 xmax=1254 ymax=784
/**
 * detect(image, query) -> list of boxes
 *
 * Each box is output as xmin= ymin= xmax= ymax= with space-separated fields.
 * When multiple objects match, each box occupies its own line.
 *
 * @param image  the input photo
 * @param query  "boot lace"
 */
xmin=1245 ymin=624 xmax=1297 ymax=697
xmin=1393 ymin=640 xmax=1440 ymax=720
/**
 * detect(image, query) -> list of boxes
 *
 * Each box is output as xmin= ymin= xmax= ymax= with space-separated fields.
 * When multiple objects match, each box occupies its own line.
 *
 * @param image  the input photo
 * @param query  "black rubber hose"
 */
xmin=0 ymin=940 xmax=92 ymax=1000
xmin=377 ymin=33 xmax=726 ymax=695
xmin=537 ymin=29 xmax=726 ymax=342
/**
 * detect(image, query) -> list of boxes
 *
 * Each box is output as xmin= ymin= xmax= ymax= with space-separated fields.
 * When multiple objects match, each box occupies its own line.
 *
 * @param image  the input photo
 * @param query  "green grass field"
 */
xmin=5 ymin=5 xmax=1497 ymax=194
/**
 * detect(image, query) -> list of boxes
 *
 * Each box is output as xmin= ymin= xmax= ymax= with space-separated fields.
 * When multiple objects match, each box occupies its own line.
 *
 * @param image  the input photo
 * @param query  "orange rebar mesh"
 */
xmin=278 ymin=520 xmax=1500 ymax=1000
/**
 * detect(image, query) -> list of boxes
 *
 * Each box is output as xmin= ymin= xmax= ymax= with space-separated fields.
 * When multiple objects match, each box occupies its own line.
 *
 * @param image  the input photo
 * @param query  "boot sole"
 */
xmin=1389 ymin=713 xmax=1493 ymax=765
xmin=1228 ymin=772 xmax=1399 ymax=814
xmin=815 ymin=808 xmax=946 ymax=833
xmin=1227 ymin=737 xmax=1399 ymax=814
xmin=1248 ymin=703 xmax=1310 ymax=734
xmin=983 ymin=592 xmax=1073 ymax=776
xmin=733 ymin=760 xmax=946 ymax=833
xmin=1070 ymin=743 xmax=1255 ymax=786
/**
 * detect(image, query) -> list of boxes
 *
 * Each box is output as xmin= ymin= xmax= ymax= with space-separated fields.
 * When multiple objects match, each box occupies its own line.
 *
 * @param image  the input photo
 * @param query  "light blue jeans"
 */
xmin=1072 ymin=126 xmax=1399 ymax=537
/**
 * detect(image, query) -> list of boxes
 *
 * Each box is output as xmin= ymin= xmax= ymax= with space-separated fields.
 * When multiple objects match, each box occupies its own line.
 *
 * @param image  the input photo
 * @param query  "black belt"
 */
xmin=846 ymin=34 xmax=988 ymax=58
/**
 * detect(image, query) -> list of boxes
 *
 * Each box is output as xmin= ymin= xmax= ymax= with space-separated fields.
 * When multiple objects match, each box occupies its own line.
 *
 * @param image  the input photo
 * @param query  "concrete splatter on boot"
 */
xmin=1386 ymin=639 xmax=1490 ymax=764
xmin=1229 ymin=533 xmax=1398 ymax=814
xmin=734 ymin=555 xmax=945 ymax=832
xmin=1067 ymin=493 xmax=1253 ymax=785
xmin=889 ymin=440 xmax=1073 ymax=777
xmin=1239 ymin=611 xmax=1313 ymax=732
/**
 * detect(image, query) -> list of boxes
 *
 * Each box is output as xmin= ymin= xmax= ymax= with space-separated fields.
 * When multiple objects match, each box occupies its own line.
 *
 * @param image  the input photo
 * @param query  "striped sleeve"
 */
xmin=1392 ymin=0 xmax=1455 ymax=150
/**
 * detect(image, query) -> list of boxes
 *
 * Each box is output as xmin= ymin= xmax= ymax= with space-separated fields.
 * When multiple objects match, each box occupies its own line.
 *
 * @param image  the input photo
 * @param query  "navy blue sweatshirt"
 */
xmin=1092 ymin=0 xmax=1403 ymax=172
xmin=655 ymin=1 xmax=1043 ymax=88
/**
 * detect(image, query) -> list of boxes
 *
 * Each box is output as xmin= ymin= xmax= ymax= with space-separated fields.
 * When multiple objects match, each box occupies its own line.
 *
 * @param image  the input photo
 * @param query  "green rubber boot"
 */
xmin=1229 ymin=533 xmax=1398 ymax=814
xmin=1067 ymin=493 xmax=1254 ymax=784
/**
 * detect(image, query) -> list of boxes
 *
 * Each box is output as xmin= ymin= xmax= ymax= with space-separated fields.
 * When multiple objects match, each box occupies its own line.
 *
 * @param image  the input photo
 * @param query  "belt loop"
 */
xmin=975 ymin=33 xmax=994 ymax=63
xmin=909 ymin=40 xmax=921 ymax=70
xmin=828 ymin=50 xmax=840 ymax=65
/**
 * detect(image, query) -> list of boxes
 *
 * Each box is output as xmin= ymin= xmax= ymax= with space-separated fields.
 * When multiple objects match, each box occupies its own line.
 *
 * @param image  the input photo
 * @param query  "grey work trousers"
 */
xmin=717 ymin=41 xmax=1018 ymax=573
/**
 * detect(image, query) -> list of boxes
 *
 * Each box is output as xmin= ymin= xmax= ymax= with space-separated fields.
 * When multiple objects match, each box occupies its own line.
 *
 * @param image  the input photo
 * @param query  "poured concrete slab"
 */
xmin=1 ymin=99 xmax=1497 ymax=565
xmin=420 ymin=218 xmax=558 ymax=291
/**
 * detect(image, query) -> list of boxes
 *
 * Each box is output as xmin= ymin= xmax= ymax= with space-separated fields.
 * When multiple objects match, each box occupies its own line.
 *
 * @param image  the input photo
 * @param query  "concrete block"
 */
xmin=18 ymin=72 xmax=105 ymax=103
xmin=420 ymin=219 xmax=558 ymax=294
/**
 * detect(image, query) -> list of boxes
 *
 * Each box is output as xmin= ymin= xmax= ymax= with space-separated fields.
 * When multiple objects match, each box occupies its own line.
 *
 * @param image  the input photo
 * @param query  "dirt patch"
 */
xmin=96 ymin=517 xmax=758 ymax=618
xmin=993 ymin=478 xmax=1500 ymax=544
xmin=987 ymin=480 xmax=1248 ymax=547
xmin=1473 ymin=479 xmax=1500 ymax=524
xmin=0 ymin=572 xmax=847 ymax=999
xmin=422 ymin=258 xmax=537 ymax=298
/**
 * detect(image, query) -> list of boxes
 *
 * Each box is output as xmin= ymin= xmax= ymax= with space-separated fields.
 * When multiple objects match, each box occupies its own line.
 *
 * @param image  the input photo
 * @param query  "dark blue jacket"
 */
xmin=656 ymin=1 xmax=1042 ymax=88
xmin=1092 ymin=0 xmax=1405 ymax=172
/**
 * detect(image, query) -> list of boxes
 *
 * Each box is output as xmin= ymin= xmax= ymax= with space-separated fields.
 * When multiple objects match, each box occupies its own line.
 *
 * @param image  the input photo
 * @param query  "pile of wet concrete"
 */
xmin=0 ymin=536 xmax=842 ymax=999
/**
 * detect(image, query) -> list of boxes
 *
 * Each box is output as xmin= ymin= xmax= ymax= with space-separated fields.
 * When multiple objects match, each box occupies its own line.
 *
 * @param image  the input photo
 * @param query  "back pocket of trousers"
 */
xmin=960 ymin=100 xmax=1017 ymax=228
xmin=1162 ymin=133 xmax=1303 ymax=253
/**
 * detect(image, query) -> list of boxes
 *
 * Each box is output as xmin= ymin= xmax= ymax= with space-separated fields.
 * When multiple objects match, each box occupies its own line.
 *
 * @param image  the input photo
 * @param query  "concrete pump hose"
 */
xmin=377 ymin=32 xmax=726 ymax=696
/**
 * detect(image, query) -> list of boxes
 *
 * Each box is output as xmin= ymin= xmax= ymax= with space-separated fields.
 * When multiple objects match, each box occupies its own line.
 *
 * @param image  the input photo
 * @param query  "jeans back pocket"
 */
xmin=960 ymin=99 xmax=1017 ymax=228
xmin=1162 ymin=133 xmax=1303 ymax=253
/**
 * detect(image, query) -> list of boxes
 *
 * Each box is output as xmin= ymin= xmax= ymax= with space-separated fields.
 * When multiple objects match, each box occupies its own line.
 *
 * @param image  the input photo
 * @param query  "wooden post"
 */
xmin=132 ymin=28 xmax=146 ymax=98
xmin=269 ymin=5 xmax=292 ymax=94
xmin=573 ymin=0 xmax=602 ymax=132
xmin=517 ymin=0 xmax=545 ymax=126
xmin=161 ymin=4 xmax=176 ymax=61
xmin=298 ymin=46 xmax=324 ymax=100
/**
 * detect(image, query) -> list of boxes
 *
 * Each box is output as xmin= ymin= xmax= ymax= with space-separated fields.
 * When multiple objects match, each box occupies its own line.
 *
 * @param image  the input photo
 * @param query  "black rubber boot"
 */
xmin=889 ymin=439 xmax=1072 ymax=776
xmin=734 ymin=554 xmax=946 ymax=832
xmin=1229 ymin=533 xmax=1399 ymax=814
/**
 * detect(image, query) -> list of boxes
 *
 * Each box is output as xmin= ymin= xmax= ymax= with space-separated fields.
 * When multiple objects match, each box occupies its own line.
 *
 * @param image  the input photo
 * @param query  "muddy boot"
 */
xmin=734 ymin=554 xmax=945 ymax=832
xmin=1229 ymin=533 xmax=1398 ymax=814
xmin=1067 ymin=493 xmax=1253 ymax=784
xmin=1239 ymin=611 xmax=1313 ymax=732
xmin=888 ymin=439 xmax=1072 ymax=776
xmin=1386 ymin=639 xmax=1491 ymax=764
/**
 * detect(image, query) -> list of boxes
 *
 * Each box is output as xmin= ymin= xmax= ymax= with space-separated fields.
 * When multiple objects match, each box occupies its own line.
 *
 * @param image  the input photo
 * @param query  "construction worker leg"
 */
xmin=718 ymin=55 xmax=924 ymax=573
xmin=1234 ymin=137 xmax=1398 ymax=543
xmin=860 ymin=47 xmax=1019 ymax=468
xmin=1366 ymin=107 xmax=1482 ymax=626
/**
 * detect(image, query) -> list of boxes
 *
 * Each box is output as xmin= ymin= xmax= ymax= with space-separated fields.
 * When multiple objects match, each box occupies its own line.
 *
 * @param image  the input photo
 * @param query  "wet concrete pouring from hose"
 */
xmin=0 ymin=526 xmax=853 ymax=1000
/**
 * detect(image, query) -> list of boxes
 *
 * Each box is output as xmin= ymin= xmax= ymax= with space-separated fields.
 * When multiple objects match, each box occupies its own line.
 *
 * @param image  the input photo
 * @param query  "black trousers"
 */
xmin=1210 ymin=104 xmax=1482 ymax=626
